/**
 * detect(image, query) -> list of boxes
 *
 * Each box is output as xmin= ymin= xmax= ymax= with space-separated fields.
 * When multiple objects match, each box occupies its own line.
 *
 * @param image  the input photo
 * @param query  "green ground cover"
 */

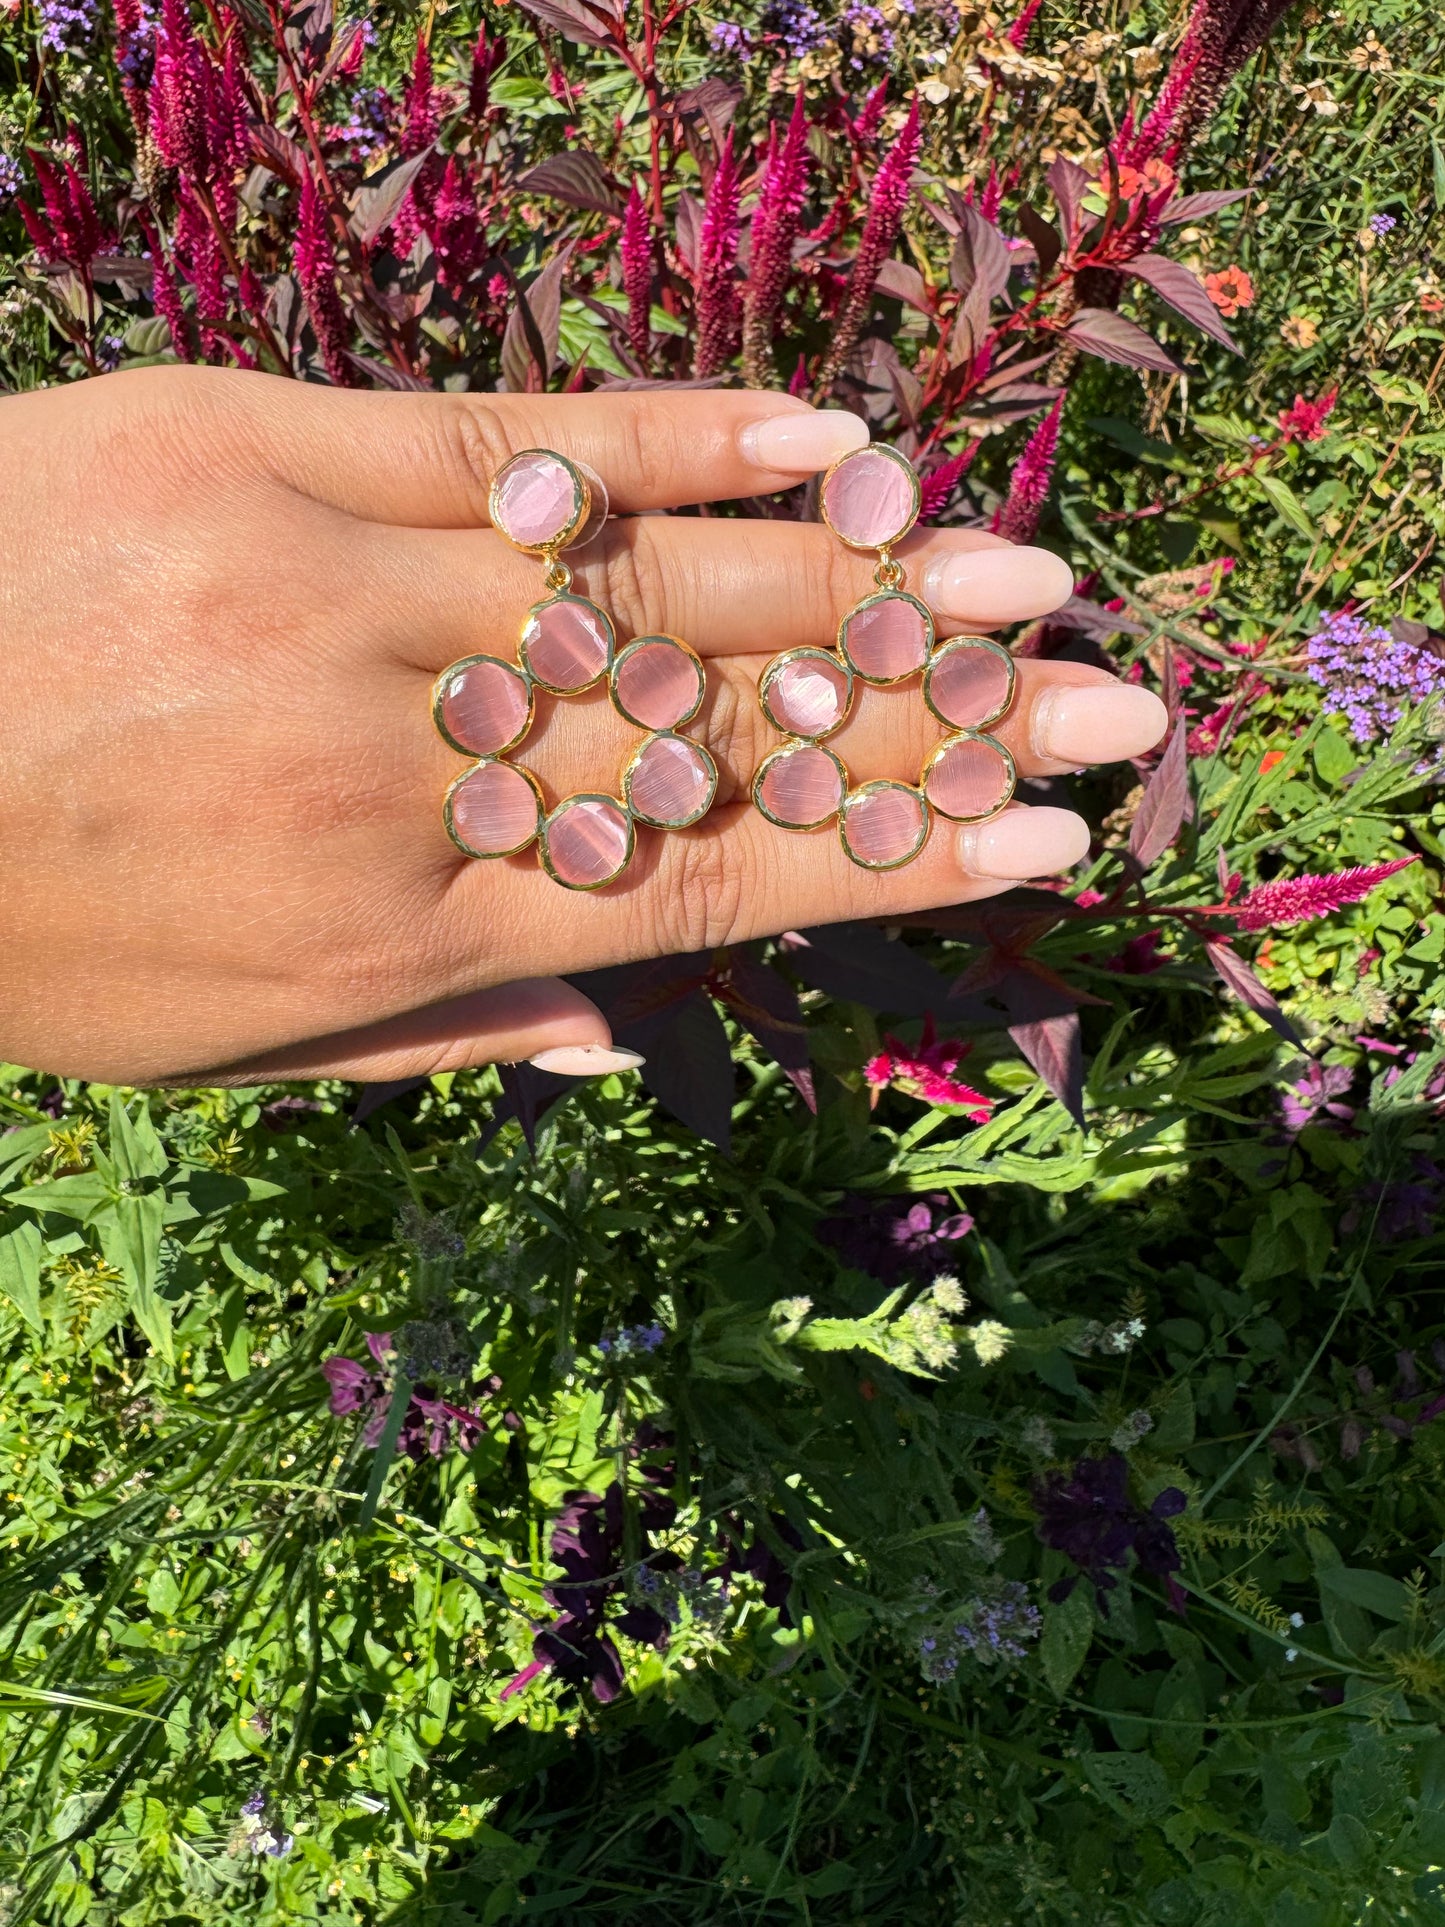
xmin=2 ymin=0 xmax=1445 ymax=1917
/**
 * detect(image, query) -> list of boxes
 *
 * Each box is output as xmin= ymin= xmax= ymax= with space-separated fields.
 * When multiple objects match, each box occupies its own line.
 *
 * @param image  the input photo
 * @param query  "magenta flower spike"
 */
xmin=620 ymin=181 xmax=653 ymax=364
xmin=818 ymin=98 xmax=922 ymax=388
xmin=1231 ymin=858 xmax=1417 ymax=932
xmin=742 ymin=89 xmax=809 ymax=387
xmin=995 ymin=398 xmax=1064 ymax=546
xmin=295 ymin=171 xmax=354 ymax=386
xmin=694 ymin=130 xmax=742 ymax=379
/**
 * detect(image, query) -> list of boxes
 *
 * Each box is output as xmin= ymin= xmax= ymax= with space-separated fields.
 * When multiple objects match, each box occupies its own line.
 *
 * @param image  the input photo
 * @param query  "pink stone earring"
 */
xmin=752 ymin=443 xmax=1018 ymax=869
xmin=432 ymin=449 xmax=718 ymax=892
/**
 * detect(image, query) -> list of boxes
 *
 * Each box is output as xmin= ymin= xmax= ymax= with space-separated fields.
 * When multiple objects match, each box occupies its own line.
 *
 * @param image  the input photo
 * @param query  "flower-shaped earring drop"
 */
xmin=752 ymin=444 xmax=1018 ymax=869
xmin=432 ymin=449 xmax=718 ymax=891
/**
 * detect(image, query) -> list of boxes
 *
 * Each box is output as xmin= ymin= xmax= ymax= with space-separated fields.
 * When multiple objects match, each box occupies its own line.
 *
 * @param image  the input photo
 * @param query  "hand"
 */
xmin=0 ymin=367 xmax=1166 ymax=1085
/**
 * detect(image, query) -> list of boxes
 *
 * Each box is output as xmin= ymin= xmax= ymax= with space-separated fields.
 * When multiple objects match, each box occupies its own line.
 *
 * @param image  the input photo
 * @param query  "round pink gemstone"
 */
xmin=521 ymin=596 xmax=611 ymax=691
xmin=821 ymin=446 xmax=917 ymax=549
xmin=926 ymin=641 xmax=1013 ymax=730
xmin=763 ymin=652 xmax=850 ymax=738
xmin=841 ymin=783 xmax=928 ymax=868
xmin=436 ymin=656 xmax=531 ymax=756
xmin=923 ymin=735 xmax=1014 ymax=820
xmin=841 ymin=594 xmax=931 ymax=683
xmin=543 ymin=795 xmax=633 ymax=889
xmin=492 ymin=451 xmax=582 ymax=550
xmin=447 ymin=761 xmax=540 ymax=856
xmin=627 ymin=734 xmax=716 ymax=826
xmin=756 ymin=745 xmax=844 ymax=828
xmin=613 ymin=638 xmax=703 ymax=730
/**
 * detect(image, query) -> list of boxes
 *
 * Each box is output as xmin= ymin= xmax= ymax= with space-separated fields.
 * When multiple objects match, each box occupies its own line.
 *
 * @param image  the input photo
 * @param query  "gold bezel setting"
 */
xmin=919 ymin=731 xmax=1018 ymax=824
xmin=431 ymin=654 xmax=535 ymax=760
xmin=838 ymin=589 xmax=936 ymax=686
xmin=610 ymin=634 xmax=706 ymax=734
xmin=624 ymin=732 xmax=719 ymax=830
xmin=538 ymin=792 xmax=638 ymax=893
xmin=752 ymin=442 xmax=1020 ymax=868
xmin=839 ymin=779 xmax=931 ymax=870
xmin=818 ymin=443 xmax=923 ymax=552
xmin=758 ymin=647 xmax=855 ymax=741
xmin=751 ymin=740 xmax=849 ymax=831
xmin=519 ymin=591 xmax=616 ymax=694
xmin=923 ymin=635 xmax=1018 ymax=734
xmin=443 ymin=759 xmax=546 ymax=859
xmin=488 ymin=448 xmax=590 ymax=555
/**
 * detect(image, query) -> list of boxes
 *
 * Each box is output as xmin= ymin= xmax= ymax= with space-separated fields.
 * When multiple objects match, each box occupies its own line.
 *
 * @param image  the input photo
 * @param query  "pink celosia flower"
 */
xmin=864 ymin=1016 xmax=994 ymax=1120
xmin=694 ymin=130 xmax=742 ymax=378
xmin=1204 ymin=265 xmax=1254 ymax=316
xmin=149 ymin=0 xmax=210 ymax=183
xmin=995 ymin=397 xmax=1063 ymax=545
xmin=818 ymin=98 xmax=922 ymax=386
xmin=295 ymin=171 xmax=355 ymax=386
xmin=468 ymin=26 xmax=503 ymax=120
xmin=427 ymin=156 xmax=485 ymax=291
xmin=1277 ymin=387 xmax=1338 ymax=443
xmin=919 ymin=441 xmax=979 ymax=522
xmin=620 ymin=180 xmax=653 ymax=364
xmin=1004 ymin=0 xmax=1042 ymax=48
xmin=19 ymin=147 xmax=107 ymax=270
xmin=1231 ymin=857 xmax=1416 ymax=931
xmin=742 ymin=89 xmax=809 ymax=387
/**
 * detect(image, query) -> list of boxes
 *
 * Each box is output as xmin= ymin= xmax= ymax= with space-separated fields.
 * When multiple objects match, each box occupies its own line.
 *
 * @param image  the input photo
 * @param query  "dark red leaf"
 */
xmin=481 ymin=1064 xmax=571 ymax=1152
xmin=1016 ymin=201 xmax=1062 ymax=278
xmin=1127 ymin=252 xmax=1239 ymax=353
xmin=791 ymin=922 xmax=991 ymax=1021
xmin=1159 ymin=189 xmax=1249 ymax=224
xmin=1205 ymin=941 xmax=1302 ymax=1046
xmin=515 ymin=0 xmax=625 ymax=49
xmin=873 ymin=257 xmax=931 ymax=312
xmin=351 ymin=1078 xmax=425 ymax=1125
xmin=720 ymin=953 xmax=815 ymax=1109
xmin=250 ymin=123 xmax=308 ymax=188
xmin=517 ymin=151 xmax=624 ymax=216
xmin=1129 ymin=720 xmax=1189 ymax=869
xmin=1065 ymin=307 xmax=1183 ymax=374
xmin=638 ymin=993 xmax=735 ymax=1149
xmin=1046 ymin=156 xmax=1091 ymax=237
xmin=995 ymin=967 xmax=1087 ymax=1125
xmin=500 ymin=242 xmax=574 ymax=393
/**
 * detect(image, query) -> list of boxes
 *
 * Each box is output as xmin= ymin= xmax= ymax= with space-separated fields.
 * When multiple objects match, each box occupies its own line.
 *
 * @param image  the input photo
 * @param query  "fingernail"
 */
xmin=740 ymin=409 xmax=869 ymax=476
xmin=1033 ymin=683 xmax=1169 ymax=765
xmin=923 ymin=546 xmax=1075 ymax=625
xmin=956 ymin=807 xmax=1091 ymax=879
xmin=528 ymin=1044 xmax=646 ymax=1077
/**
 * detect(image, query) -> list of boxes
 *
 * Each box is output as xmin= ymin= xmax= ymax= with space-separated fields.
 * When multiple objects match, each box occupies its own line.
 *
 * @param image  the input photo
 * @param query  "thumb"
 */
xmin=190 ymin=978 xmax=640 ymax=1085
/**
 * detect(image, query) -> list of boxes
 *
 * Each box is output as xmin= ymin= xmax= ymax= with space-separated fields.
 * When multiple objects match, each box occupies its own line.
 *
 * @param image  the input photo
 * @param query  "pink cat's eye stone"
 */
xmin=627 ymin=734 xmax=716 ymax=826
xmin=521 ymin=596 xmax=611 ymax=691
xmin=821 ymin=446 xmax=918 ymax=549
xmin=613 ymin=638 xmax=704 ymax=730
xmin=492 ymin=451 xmax=583 ymax=550
xmin=447 ymin=761 xmax=540 ymax=856
xmin=840 ymin=594 xmax=931 ymax=683
xmin=923 ymin=735 xmax=1014 ymax=820
xmin=841 ymin=783 xmax=928 ymax=868
xmin=756 ymin=745 xmax=844 ymax=828
xmin=436 ymin=657 xmax=531 ymax=756
xmin=926 ymin=640 xmax=1014 ymax=730
xmin=762 ymin=652 xmax=851 ymax=738
xmin=543 ymin=795 xmax=633 ymax=889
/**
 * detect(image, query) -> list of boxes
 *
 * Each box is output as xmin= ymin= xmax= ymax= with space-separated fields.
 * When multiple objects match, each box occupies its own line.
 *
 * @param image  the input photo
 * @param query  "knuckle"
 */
xmin=448 ymin=400 xmax=517 ymax=523
xmin=600 ymin=532 xmax=653 ymax=639
xmin=648 ymin=827 xmax=746 ymax=955
xmin=702 ymin=670 xmax=754 ymax=804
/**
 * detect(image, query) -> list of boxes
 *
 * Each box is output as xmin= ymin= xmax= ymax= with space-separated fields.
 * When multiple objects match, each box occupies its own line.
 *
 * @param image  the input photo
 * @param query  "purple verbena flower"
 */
xmin=709 ymin=20 xmax=754 ymax=58
xmin=764 ymin=0 xmax=829 ymax=57
xmin=1279 ymin=1059 xmax=1355 ymax=1135
xmin=0 ymin=154 xmax=22 ymax=204
xmin=1305 ymin=609 xmax=1445 ymax=746
xmin=37 ymin=0 xmax=99 ymax=53
xmin=1369 ymin=212 xmax=1396 ymax=235
xmin=330 ymin=86 xmax=391 ymax=159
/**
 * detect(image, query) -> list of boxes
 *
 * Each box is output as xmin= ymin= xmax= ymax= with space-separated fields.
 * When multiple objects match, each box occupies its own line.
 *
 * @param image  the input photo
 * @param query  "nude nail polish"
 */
xmin=956 ymin=807 xmax=1092 ymax=879
xmin=1033 ymin=684 xmax=1169 ymax=766
xmin=528 ymin=1044 xmax=646 ymax=1077
xmin=923 ymin=547 xmax=1075 ymax=625
xmin=740 ymin=409 xmax=870 ymax=476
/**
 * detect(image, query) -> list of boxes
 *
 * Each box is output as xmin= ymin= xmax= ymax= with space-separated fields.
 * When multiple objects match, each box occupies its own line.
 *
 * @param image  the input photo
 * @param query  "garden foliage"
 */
xmin=2 ymin=0 xmax=1445 ymax=1918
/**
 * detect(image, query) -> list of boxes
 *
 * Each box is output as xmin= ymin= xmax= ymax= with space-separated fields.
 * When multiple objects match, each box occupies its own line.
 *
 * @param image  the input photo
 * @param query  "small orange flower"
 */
xmin=1260 ymin=749 xmax=1286 ymax=773
xmin=1421 ymin=292 xmax=1445 ymax=316
xmin=1204 ymin=265 xmax=1256 ymax=318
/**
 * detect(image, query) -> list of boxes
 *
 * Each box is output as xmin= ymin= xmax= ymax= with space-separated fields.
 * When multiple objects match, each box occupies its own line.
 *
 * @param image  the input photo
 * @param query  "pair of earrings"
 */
xmin=432 ymin=443 xmax=1018 ymax=890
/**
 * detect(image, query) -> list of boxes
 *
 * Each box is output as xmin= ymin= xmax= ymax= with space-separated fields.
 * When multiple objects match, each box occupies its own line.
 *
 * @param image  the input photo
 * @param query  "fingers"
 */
xmin=193 ymin=977 xmax=627 ymax=1085
xmin=431 ymin=799 xmax=1091 ymax=985
xmin=373 ymin=518 xmax=1075 ymax=670
xmin=225 ymin=372 xmax=872 ymax=524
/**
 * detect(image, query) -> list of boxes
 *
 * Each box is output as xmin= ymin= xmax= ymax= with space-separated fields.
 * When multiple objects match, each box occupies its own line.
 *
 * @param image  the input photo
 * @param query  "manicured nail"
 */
xmin=1032 ymin=683 xmax=1169 ymax=766
xmin=740 ymin=409 xmax=869 ymax=477
xmin=528 ymin=1044 xmax=646 ymax=1077
xmin=923 ymin=546 xmax=1075 ymax=625
xmin=956 ymin=807 xmax=1091 ymax=879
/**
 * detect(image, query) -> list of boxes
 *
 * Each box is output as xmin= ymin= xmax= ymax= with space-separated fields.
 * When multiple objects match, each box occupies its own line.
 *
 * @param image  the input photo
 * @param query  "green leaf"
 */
xmin=358 ymin=1374 xmax=414 ymax=1531
xmin=1312 ymin=727 xmax=1357 ymax=785
xmin=0 ymin=1218 xmax=44 ymax=1335
xmin=101 ymin=1191 xmax=171 ymax=1363
xmin=108 ymin=1095 xmax=167 ymax=1182
xmin=1041 ymin=1585 xmax=1093 ymax=1697
xmin=1256 ymin=473 xmax=1314 ymax=537
xmin=1319 ymin=1565 xmax=1410 ymax=1621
